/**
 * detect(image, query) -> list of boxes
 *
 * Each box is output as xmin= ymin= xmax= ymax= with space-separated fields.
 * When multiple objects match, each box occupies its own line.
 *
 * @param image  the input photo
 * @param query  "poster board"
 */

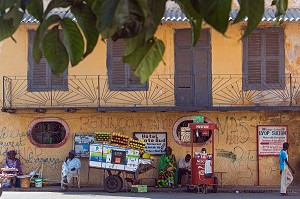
xmin=74 ymin=134 xmax=94 ymax=158
xmin=89 ymin=143 xmax=140 ymax=172
xmin=257 ymin=125 xmax=288 ymax=156
xmin=133 ymin=132 xmax=167 ymax=155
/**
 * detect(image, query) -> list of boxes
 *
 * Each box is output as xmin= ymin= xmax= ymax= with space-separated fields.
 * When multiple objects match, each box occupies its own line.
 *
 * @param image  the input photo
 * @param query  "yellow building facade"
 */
xmin=0 ymin=6 xmax=299 ymax=187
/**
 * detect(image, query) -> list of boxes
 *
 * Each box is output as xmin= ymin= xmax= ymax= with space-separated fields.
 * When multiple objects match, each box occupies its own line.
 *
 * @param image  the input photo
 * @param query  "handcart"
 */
xmin=187 ymin=123 xmax=218 ymax=194
xmin=89 ymin=143 xmax=154 ymax=193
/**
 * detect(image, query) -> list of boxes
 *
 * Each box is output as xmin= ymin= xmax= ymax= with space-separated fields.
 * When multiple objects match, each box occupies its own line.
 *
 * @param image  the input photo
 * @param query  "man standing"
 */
xmin=177 ymin=154 xmax=191 ymax=187
xmin=279 ymin=142 xmax=295 ymax=196
xmin=61 ymin=150 xmax=81 ymax=191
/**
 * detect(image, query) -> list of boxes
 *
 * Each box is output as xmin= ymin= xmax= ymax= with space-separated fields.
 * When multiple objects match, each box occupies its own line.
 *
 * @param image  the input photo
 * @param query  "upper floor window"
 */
xmin=107 ymin=39 xmax=148 ymax=91
xmin=28 ymin=118 xmax=69 ymax=148
xmin=242 ymin=27 xmax=285 ymax=90
xmin=28 ymin=30 xmax=68 ymax=92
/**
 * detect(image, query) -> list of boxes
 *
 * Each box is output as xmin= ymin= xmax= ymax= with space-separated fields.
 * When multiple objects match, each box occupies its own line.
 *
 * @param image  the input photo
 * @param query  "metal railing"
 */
xmin=2 ymin=74 xmax=300 ymax=110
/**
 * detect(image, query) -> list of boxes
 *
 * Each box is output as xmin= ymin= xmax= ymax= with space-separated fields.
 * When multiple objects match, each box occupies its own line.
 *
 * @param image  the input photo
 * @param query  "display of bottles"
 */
xmin=128 ymin=138 xmax=146 ymax=152
xmin=111 ymin=132 xmax=129 ymax=146
xmin=94 ymin=132 xmax=111 ymax=142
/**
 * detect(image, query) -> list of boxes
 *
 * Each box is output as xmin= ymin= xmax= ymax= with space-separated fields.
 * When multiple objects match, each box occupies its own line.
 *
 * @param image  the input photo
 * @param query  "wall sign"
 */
xmin=74 ymin=134 xmax=94 ymax=157
xmin=257 ymin=125 xmax=288 ymax=156
xmin=133 ymin=132 xmax=167 ymax=155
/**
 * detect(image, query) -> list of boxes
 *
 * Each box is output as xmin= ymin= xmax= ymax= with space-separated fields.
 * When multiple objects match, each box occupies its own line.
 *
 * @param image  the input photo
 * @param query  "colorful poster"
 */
xmin=257 ymin=125 xmax=288 ymax=156
xmin=74 ymin=134 xmax=94 ymax=157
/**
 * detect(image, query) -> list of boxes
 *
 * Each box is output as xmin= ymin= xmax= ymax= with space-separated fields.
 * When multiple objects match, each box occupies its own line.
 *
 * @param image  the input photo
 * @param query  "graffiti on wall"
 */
xmin=80 ymin=116 xmax=174 ymax=132
xmin=0 ymin=126 xmax=63 ymax=173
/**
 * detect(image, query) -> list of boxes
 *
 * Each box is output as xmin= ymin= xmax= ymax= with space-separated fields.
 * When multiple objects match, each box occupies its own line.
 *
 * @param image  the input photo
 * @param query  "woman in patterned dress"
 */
xmin=157 ymin=147 xmax=177 ymax=187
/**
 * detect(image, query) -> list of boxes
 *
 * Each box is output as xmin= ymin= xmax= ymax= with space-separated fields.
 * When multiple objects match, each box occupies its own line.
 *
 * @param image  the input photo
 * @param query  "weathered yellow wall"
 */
xmin=0 ymin=110 xmax=299 ymax=186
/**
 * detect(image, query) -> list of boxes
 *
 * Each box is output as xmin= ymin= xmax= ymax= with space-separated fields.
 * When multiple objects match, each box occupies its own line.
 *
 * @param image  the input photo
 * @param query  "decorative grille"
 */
xmin=31 ymin=122 xmax=66 ymax=145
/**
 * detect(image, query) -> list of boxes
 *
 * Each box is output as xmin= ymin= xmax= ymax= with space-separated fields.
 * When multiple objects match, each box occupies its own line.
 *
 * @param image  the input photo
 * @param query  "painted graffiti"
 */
xmin=80 ymin=116 xmax=174 ymax=131
xmin=0 ymin=126 xmax=63 ymax=173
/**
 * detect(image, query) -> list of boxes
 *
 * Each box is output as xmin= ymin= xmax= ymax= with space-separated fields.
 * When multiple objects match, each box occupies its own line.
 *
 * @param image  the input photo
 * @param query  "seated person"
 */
xmin=5 ymin=150 xmax=23 ymax=175
xmin=157 ymin=147 xmax=177 ymax=188
xmin=4 ymin=150 xmax=23 ymax=187
xmin=177 ymin=154 xmax=191 ymax=187
xmin=61 ymin=150 xmax=81 ymax=191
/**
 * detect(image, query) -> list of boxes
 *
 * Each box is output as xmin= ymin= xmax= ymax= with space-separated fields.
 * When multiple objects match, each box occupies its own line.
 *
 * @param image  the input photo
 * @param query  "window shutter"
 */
xmin=247 ymin=29 xmax=262 ymax=85
xmin=28 ymin=30 xmax=48 ymax=91
xmin=110 ymin=39 xmax=126 ymax=86
xmin=265 ymin=29 xmax=281 ymax=84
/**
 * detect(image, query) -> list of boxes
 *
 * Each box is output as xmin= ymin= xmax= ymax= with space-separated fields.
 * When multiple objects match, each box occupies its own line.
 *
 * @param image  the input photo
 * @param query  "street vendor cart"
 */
xmin=187 ymin=122 xmax=218 ymax=194
xmin=89 ymin=133 xmax=154 ymax=193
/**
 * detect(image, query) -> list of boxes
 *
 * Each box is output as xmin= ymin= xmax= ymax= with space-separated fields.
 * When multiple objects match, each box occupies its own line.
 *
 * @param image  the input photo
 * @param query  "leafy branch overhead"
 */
xmin=0 ymin=0 xmax=289 ymax=83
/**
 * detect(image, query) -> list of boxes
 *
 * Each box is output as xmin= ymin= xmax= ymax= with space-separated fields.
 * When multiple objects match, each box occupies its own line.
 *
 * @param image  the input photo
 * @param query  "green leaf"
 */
xmin=124 ymin=38 xmax=165 ymax=84
xmin=144 ymin=0 xmax=166 ymax=40
xmin=71 ymin=4 xmax=99 ymax=58
xmin=233 ymin=0 xmax=246 ymax=23
xmin=176 ymin=0 xmax=202 ymax=46
xmin=27 ymin=0 xmax=43 ymax=21
xmin=192 ymin=0 xmax=231 ymax=34
xmin=61 ymin=18 xmax=84 ymax=66
xmin=274 ymin=0 xmax=288 ymax=23
xmin=0 ymin=6 xmax=24 ymax=41
xmin=0 ymin=0 xmax=15 ymax=12
xmin=234 ymin=0 xmax=264 ymax=37
xmin=33 ymin=15 xmax=62 ymax=63
xmin=124 ymin=33 xmax=145 ymax=56
xmin=0 ymin=19 xmax=14 ymax=41
xmin=43 ymin=26 xmax=69 ymax=74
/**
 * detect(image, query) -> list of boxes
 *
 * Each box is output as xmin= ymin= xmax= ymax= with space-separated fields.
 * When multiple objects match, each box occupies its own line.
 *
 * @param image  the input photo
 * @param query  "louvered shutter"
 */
xmin=28 ymin=30 xmax=49 ymax=91
xmin=108 ymin=39 xmax=147 ymax=90
xmin=247 ymin=29 xmax=262 ymax=85
xmin=175 ymin=29 xmax=194 ymax=106
xmin=265 ymin=28 xmax=283 ymax=84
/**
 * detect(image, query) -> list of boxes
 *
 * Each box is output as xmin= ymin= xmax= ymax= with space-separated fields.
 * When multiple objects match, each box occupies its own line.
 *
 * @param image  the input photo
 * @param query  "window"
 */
xmin=107 ymin=39 xmax=148 ymax=91
xmin=172 ymin=116 xmax=213 ymax=147
xmin=28 ymin=30 xmax=68 ymax=92
xmin=27 ymin=118 xmax=69 ymax=148
xmin=243 ymin=27 xmax=285 ymax=90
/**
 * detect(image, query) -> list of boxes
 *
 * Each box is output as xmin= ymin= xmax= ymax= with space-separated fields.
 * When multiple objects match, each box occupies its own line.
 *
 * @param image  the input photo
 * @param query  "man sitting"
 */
xmin=177 ymin=154 xmax=191 ymax=187
xmin=61 ymin=150 xmax=81 ymax=191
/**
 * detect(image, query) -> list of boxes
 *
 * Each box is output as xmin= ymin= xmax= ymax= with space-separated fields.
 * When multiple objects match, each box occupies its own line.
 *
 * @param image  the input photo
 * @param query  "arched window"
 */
xmin=28 ymin=118 xmax=69 ymax=148
xmin=172 ymin=116 xmax=213 ymax=146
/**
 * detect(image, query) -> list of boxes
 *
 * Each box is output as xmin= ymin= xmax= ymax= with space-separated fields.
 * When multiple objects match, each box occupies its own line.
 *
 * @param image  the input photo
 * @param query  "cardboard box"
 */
xmin=131 ymin=185 xmax=147 ymax=193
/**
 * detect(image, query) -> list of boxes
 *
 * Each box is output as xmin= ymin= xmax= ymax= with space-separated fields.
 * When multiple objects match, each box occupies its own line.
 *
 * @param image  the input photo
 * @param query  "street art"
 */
xmin=0 ymin=126 xmax=63 ymax=177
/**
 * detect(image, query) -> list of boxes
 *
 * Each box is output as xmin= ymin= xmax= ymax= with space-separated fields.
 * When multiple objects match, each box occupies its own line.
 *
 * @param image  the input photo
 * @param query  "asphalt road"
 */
xmin=1 ymin=192 xmax=300 ymax=199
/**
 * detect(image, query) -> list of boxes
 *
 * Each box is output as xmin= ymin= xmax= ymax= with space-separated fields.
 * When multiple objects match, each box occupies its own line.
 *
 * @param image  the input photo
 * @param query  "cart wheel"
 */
xmin=187 ymin=185 xmax=192 ymax=192
xmin=213 ymin=177 xmax=218 ymax=193
xmin=104 ymin=175 xmax=123 ymax=193
xmin=0 ymin=186 xmax=2 ymax=197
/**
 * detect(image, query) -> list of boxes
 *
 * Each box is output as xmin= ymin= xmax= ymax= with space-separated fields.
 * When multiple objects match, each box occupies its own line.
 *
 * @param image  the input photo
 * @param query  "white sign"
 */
xmin=134 ymin=132 xmax=167 ymax=155
xmin=257 ymin=125 xmax=288 ymax=156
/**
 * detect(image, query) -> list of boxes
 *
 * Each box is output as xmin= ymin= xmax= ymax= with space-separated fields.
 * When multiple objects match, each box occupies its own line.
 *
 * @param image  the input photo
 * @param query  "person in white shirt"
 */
xmin=61 ymin=150 xmax=81 ymax=191
xmin=177 ymin=154 xmax=191 ymax=187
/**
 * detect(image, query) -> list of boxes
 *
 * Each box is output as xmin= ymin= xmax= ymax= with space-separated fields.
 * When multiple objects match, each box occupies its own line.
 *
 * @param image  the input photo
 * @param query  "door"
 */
xmin=175 ymin=29 xmax=212 ymax=107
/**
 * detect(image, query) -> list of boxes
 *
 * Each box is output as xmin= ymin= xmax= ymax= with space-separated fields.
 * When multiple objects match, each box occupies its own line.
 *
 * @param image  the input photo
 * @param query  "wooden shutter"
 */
xmin=28 ymin=30 xmax=48 ymax=91
xmin=265 ymin=28 xmax=282 ymax=84
xmin=175 ymin=29 xmax=193 ymax=106
xmin=109 ymin=39 xmax=126 ymax=87
xmin=108 ymin=39 xmax=147 ymax=90
xmin=247 ymin=29 xmax=262 ymax=85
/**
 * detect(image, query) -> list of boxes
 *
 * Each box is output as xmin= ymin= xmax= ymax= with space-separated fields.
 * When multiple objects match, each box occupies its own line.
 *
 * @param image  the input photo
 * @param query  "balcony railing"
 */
xmin=2 ymin=74 xmax=300 ymax=111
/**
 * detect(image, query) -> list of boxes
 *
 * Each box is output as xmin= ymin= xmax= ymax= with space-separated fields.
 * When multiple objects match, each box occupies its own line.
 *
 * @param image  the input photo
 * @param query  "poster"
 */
xmin=74 ymin=134 xmax=94 ymax=157
xmin=257 ymin=125 xmax=288 ymax=156
xmin=133 ymin=132 xmax=167 ymax=155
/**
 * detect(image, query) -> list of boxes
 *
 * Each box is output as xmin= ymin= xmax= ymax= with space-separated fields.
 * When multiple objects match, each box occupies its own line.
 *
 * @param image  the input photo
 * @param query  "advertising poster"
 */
xmin=134 ymin=132 xmax=167 ymax=155
xmin=257 ymin=125 xmax=288 ymax=156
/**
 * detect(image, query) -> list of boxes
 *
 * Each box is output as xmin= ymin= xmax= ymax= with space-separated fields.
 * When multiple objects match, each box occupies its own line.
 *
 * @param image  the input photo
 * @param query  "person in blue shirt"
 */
xmin=61 ymin=150 xmax=81 ymax=191
xmin=279 ymin=142 xmax=295 ymax=196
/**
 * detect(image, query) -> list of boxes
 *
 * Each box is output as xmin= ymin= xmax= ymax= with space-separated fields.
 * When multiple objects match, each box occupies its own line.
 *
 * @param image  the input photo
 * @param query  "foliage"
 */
xmin=0 ymin=0 xmax=288 ymax=83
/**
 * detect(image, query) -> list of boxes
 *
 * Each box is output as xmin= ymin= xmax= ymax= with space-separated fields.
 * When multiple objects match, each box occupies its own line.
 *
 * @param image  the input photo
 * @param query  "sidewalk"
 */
xmin=3 ymin=184 xmax=300 ymax=193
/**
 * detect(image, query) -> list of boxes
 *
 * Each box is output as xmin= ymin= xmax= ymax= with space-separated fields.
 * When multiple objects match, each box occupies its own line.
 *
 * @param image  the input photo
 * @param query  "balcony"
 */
xmin=2 ymin=74 xmax=300 ymax=112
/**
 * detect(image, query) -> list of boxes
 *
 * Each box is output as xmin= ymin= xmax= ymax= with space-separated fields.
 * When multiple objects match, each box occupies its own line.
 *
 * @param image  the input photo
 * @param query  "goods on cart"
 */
xmin=111 ymin=132 xmax=129 ymax=146
xmin=127 ymin=138 xmax=146 ymax=152
xmin=94 ymin=132 xmax=111 ymax=142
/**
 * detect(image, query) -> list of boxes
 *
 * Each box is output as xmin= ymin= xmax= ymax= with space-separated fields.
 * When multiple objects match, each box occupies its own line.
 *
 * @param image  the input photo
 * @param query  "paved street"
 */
xmin=0 ymin=191 xmax=300 ymax=199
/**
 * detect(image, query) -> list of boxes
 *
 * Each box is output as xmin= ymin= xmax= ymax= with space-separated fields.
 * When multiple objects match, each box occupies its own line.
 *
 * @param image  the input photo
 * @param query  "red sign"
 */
xmin=188 ymin=123 xmax=218 ymax=130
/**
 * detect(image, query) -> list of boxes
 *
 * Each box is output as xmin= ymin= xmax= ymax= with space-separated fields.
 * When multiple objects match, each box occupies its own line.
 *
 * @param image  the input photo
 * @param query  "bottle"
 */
xmin=49 ymin=135 xmax=53 ymax=144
